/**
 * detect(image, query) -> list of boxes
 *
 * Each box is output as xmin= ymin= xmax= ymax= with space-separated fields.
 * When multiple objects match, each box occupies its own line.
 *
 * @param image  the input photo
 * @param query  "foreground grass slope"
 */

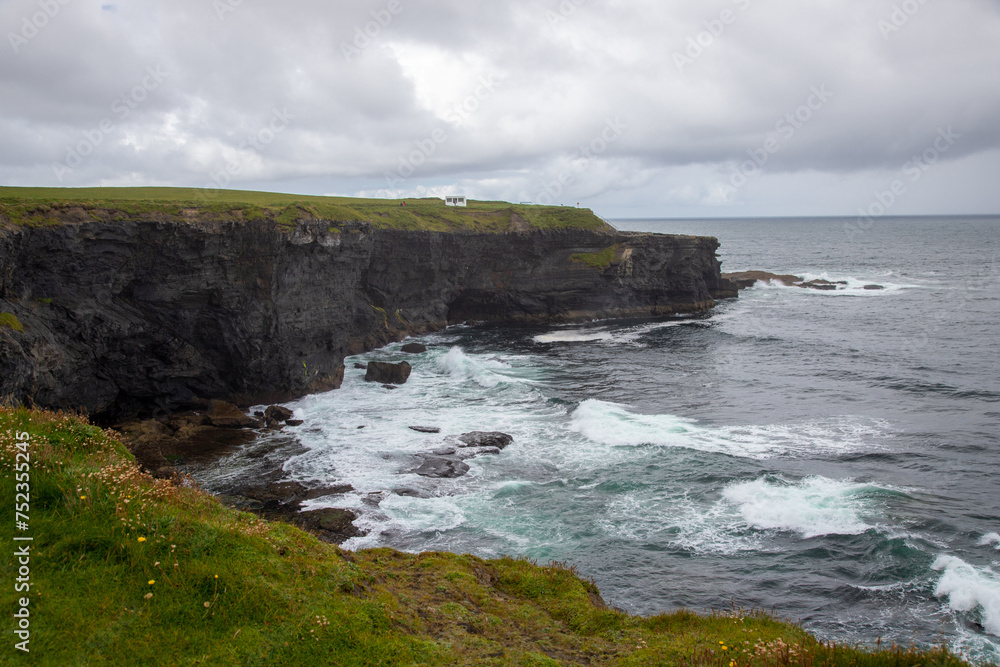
xmin=0 ymin=408 xmax=975 ymax=666
xmin=0 ymin=186 xmax=610 ymax=233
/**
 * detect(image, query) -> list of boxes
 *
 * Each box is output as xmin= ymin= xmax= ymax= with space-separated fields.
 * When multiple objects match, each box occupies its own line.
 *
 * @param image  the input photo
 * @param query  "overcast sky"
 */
xmin=2 ymin=0 xmax=999 ymax=218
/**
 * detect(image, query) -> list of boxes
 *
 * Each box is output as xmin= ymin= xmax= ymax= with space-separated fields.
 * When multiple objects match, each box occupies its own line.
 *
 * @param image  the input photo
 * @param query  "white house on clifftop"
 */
xmin=445 ymin=196 xmax=467 ymax=207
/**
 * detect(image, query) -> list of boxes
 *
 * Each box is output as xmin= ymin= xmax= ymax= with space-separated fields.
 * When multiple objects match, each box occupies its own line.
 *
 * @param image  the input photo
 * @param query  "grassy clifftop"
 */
xmin=0 ymin=187 xmax=611 ymax=233
xmin=0 ymin=407 xmax=974 ymax=666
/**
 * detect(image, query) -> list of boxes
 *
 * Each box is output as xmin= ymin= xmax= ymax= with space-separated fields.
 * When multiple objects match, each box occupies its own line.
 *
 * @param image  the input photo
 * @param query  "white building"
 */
xmin=444 ymin=196 xmax=467 ymax=207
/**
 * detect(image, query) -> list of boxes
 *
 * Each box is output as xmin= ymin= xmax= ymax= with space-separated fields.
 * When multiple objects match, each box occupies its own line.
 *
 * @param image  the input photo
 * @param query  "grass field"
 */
xmin=0 ymin=406 xmax=980 ymax=666
xmin=0 ymin=186 xmax=611 ymax=233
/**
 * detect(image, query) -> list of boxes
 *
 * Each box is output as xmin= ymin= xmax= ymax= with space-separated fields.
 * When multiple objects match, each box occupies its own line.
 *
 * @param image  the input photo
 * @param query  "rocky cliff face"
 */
xmin=0 ymin=218 xmax=734 ymax=419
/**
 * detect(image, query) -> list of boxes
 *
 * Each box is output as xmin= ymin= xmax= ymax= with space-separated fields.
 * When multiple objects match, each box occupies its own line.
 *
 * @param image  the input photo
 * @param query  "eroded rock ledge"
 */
xmin=0 ymin=217 xmax=734 ymax=419
xmin=722 ymin=271 xmax=884 ymax=291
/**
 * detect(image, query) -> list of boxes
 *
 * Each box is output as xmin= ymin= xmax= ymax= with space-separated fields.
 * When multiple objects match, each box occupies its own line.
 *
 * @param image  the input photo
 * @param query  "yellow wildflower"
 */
xmin=148 ymin=580 xmax=155 ymax=585
xmin=137 ymin=537 xmax=146 ymax=543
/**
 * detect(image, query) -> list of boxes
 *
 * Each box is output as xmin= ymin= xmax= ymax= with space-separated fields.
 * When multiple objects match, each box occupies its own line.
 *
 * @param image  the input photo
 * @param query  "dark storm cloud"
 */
xmin=1 ymin=0 xmax=998 ymax=215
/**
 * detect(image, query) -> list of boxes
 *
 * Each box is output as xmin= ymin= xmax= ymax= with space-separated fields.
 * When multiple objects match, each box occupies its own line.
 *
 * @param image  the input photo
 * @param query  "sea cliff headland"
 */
xmin=0 ymin=187 xmax=736 ymax=420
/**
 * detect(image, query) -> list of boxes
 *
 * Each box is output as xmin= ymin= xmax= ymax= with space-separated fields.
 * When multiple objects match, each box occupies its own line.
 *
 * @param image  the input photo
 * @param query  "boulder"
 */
xmin=401 ymin=343 xmax=428 ymax=354
xmin=798 ymin=279 xmax=839 ymax=291
xmin=458 ymin=432 xmax=513 ymax=450
xmin=412 ymin=455 xmax=470 ymax=479
xmin=393 ymin=488 xmax=431 ymax=498
xmin=266 ymin=407 xmax=293 ymax=421
xmin=264 ymin=405 xmax=294 ymax=427
xmin=365 ymin=361 xmax=412 ymax=384
xmin=354 ymin=363 xmax=368 ymax=370
xmin=410 ymin=425 xmax=441 ymax=434
xmin=207 ymin=400 xmax=258 ymax=429
xmin=295 ymin=508 xmax=362 ymax=544
xmin=286 ymin=420 xmax=304 ymax=427
xmin=863 ymin=284 xmax=885 ymax=291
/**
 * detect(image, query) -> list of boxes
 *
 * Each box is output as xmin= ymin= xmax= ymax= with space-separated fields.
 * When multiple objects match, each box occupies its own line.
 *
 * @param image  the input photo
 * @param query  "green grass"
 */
xmin=0 ymin=186 xmax=611 ymax=234
xmin=0 ymin=312 xmax=24 ymax=332
xmin=0 ymin=407 xmax=981 ymax=666
xmin=569 ymin=244 xmax=622 ymax=270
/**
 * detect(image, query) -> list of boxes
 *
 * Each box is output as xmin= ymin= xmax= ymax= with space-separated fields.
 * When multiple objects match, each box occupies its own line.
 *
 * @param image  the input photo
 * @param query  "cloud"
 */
xmin=1 ymin=0 xmax=999 ymax=216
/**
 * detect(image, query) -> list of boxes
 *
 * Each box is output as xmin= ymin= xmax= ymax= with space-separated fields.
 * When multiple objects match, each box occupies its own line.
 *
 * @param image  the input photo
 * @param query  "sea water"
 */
xmin=192 ymin=216 xmax=1000 ymax=662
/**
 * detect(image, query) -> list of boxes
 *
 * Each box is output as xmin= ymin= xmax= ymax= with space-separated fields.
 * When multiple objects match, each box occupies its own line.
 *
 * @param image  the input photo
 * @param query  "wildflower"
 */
xmin=148 ymin=580 xmax=155 ymax=585
xmin=154 ymin=562 xmax=160 ymax=567
xmin=144 ymin=593 xmax=153 ymax=600
xmin=214 ymin=575 xmax=218 ymax=579
xmin=204 ymin=602 xmax=211 ymax=608
xmin=80 ymin=496 xmax=86 ymax=500
xmin=137 ymin=537 xmax=146 ymax=543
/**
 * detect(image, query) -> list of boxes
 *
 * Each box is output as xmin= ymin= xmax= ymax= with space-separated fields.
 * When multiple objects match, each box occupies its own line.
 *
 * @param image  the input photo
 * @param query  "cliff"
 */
xmin=0 ymin=200 xmax=734 ymax=420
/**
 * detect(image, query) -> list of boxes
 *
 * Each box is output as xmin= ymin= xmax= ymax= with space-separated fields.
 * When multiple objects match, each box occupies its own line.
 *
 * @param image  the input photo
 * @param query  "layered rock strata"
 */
xmin=0 ymin=217 xmax=734 ymax=419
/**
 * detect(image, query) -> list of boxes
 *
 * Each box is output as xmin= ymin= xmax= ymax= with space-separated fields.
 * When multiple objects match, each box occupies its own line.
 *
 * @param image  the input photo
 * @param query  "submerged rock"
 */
xmin=410 ymin=425 xmax=441 ymax=434
xmin=458 ymin=431 xmax=513 ymax=449
xmin=798 ymin=279 xmax=840 ymax=291
xmin=412 ymin=455 xmax=470 ymax=479
xmin=721 ymin=271 xmax=802 ymax=289
xmin=401 ymin=343 xmax=428 ymax=354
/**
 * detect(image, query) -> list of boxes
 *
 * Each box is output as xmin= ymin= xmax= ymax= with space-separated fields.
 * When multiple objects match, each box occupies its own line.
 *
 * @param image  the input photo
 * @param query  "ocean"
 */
xmin=190 ymin=216 xmax=1000 ymax=663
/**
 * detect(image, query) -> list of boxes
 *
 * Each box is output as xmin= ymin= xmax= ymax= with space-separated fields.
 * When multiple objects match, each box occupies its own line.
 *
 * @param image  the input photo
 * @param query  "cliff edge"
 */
xmin=0 ymin=192 xmax=735 ymax=419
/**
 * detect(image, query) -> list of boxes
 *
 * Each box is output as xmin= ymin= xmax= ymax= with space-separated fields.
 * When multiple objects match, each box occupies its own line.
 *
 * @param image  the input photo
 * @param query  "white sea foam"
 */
xmin=569 ymin=399 xmax=884 ymax=459
xmin=534 ymin=329 xmax=615 ymax=343
xmin=721 ymin=476 xmax=881 ymax=538
xmin=569 ymin=399 xmax=699 ymax=447
xmin=746 ymin=271 xmax=921 ymax=295
xmin=979 ymin=533 xmax=1000 ymax=549
xmin=437 ymin=346 xmax=521 ymax=388
xmin=533 ymin=321 xmax=688 ymax=346
xmin=932 ymin=555 xmax=1000 ymax=636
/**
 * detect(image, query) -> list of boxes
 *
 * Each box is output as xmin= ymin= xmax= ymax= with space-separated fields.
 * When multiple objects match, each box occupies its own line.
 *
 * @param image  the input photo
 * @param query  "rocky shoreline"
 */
xmin=1 ymin=211 xmax=739 ymax=541
xmin=120 ymin=364 xmax=519 ymax=544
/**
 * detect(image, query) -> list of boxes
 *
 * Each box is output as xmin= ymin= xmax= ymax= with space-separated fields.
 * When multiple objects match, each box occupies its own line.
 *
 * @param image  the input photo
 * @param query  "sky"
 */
xmin=2 ymin=0 xmax=1000 ymax=218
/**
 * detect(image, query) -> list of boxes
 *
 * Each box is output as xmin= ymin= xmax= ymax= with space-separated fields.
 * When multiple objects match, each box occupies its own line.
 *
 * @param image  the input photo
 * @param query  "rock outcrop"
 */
xmin=365 ymin=361 xmax=412 ymax=385
xmin=722 ymin=271 xmax=883 ymax=292
xmin=0 ymin=216 xmax=733 ymax=419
